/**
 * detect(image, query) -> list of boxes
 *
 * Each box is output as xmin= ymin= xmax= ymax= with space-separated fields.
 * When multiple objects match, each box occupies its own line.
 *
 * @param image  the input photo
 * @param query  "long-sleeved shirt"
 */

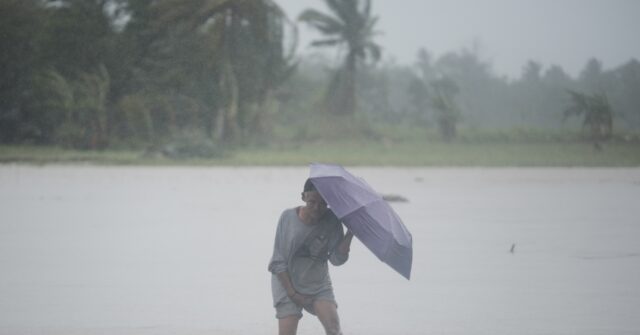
xmin=268 ymin=207 xmax=348 ymax=305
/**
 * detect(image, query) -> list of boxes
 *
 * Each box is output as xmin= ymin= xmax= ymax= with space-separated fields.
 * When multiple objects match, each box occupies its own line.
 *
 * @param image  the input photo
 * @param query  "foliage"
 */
xmin=299 ymin=0 xmax=381 ymax=116
xmin=24 ymin=69 xmax=74 ymax=143
xmin=0 ymin=0 xmax=296 ymax=149
xmin=27 ymin=65 xmax=112 ymax=149
xmin=148 ymin=0 xmax=297 ymax=143
xmin=4 ymin=132 xmax=640 ymax=166
xmin=0 ymin=0 xmax=46 ymax=142
xmin=564 ymin=90 xmax=613 ymax=143
xmin=1 ymin=0 xmax=640 ymax=154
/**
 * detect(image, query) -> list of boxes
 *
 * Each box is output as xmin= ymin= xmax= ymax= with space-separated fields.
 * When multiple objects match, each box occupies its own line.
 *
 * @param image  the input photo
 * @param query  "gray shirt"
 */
xmin=268 ymin=207 xmax=348 ymax=305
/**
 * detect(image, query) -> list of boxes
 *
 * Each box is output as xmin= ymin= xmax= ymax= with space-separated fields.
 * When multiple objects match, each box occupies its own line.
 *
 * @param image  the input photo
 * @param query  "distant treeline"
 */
xmin=346 ymin=50 xmax=640 ymax=132
xmin=1 ymin=0 xmax=639 ymax=151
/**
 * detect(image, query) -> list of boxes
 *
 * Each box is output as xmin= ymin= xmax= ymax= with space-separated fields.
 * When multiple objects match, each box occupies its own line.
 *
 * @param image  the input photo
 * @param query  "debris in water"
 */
xmin=382 ymin=194 xmax=409 ymax=203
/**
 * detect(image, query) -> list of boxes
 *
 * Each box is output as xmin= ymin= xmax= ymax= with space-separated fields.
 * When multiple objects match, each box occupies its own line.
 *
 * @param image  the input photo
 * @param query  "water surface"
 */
xmin=1 ymin=166 xmax=639 ymax=335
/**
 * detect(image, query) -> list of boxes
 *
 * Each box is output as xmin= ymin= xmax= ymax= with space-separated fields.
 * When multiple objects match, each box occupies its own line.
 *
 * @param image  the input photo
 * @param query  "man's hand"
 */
xmin=289 ymin=291 xmax=313 ymax=307
xmin=338 ymin=229 xmax=354 ymax=254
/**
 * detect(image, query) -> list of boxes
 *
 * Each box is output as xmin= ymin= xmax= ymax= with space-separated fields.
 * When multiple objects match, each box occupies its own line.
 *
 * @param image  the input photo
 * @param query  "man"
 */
xmin=268 ymin=179 xmax=354 ymax=335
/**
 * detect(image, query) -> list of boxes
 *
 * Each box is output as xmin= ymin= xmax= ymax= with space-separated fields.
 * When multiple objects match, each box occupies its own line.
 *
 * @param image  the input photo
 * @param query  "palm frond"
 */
xmin=364 ymin=41 xmax=381 ymax=61
xmin=325 ymin=0 xmax=354 ymax=26
xmin=564 ymin=90 xmax=587 ymax=119
xmin=299 ymin=9 xmax=344 ymax=35
xmin=362 ymin=0 xmax=371 ymax=19
xmin=299 ymin=0 xmax=381 ymax=115
xmin=364 ymin=16 xmax=379 ymax=36
xmin=152 ymin=0 xmax=231 ymax=32
xmin=311 ymin=38 xmax=344 ymax=48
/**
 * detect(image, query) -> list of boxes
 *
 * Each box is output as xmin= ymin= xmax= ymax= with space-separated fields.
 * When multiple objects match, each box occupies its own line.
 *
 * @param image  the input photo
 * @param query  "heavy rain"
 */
xmin=1 ymin=1 xmax=640 ymax=334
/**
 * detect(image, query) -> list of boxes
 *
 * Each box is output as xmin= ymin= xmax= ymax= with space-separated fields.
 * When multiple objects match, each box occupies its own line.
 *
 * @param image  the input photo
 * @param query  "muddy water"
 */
xmin=1 ymin=166 xmax=639 ymax=335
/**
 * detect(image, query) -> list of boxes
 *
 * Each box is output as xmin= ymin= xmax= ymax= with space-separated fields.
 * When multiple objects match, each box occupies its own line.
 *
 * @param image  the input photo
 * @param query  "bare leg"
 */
xmin=278 ymin=315 xmax=300 ymax=335
xmin=313 ymin=299 xmax=342 ymax=335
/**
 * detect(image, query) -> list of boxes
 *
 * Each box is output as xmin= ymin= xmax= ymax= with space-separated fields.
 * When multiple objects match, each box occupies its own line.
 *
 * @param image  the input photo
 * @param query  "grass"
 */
xmin=231 ymin=140 xmax=640 ymax=166
xmin=2 ymin=138 xmax=639 ymax=167
xmin=0 ymin=145 xmax=143 ymax=165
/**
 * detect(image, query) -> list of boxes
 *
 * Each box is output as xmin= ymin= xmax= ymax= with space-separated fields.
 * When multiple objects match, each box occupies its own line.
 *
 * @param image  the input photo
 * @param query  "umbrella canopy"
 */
xmin=309 ymin=163 xmax=413 ymax=280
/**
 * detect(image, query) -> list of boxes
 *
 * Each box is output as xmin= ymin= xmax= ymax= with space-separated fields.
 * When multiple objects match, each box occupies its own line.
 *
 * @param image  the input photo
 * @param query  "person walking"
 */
xmin=268 ymin=179 xmax=354 ymax=335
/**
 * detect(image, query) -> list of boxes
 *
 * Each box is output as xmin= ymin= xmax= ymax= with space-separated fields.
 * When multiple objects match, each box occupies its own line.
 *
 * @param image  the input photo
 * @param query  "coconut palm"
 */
xmin=150 ymin=0 xmax=296 ymax=142
xmin=299 ymin=0 xmax=381 ymax=116
xmin=430 ymin=76 xmax=460 ymax=142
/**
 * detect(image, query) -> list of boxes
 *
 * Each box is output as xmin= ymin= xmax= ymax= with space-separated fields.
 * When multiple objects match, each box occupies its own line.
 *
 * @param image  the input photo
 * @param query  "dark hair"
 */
xmin=303 ymin=179 xmax=317 ymax=192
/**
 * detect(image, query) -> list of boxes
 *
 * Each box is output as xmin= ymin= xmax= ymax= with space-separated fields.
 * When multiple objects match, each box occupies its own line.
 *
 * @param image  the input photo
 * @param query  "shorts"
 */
xmin=275 ymin=289 xmax=337 ymax=319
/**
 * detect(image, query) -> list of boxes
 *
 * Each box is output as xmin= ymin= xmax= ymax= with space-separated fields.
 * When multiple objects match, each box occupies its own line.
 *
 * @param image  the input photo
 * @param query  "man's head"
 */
xmin=301 ymin=179 xmax=328 ymax=224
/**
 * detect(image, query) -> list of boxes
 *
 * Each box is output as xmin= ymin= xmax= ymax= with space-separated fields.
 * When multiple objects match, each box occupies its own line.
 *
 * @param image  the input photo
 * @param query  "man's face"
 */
xmin=302 ymin=191 xmax=328 ymax=223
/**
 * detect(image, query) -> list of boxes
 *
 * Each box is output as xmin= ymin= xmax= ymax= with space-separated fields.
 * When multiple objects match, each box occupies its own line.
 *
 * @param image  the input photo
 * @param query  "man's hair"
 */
xmin=303 ymin=179 xmax=317 ymax=192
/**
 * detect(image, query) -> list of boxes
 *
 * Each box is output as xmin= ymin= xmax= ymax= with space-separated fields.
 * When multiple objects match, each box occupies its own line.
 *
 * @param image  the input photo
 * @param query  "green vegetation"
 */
xmin=299 ymin=0 xmax=381 ymax=115
xmin=1 ymin=0 xmax=639 ymax=167
xmin=3 ymin=128 xmax=639 ymax=166
xmin=564 ymin=90 xmax=613 ymax=146
xmin=231 ymin=141 xmax=640 ymax=167
xmin=0 ymin=0 xmax=296 ymax=147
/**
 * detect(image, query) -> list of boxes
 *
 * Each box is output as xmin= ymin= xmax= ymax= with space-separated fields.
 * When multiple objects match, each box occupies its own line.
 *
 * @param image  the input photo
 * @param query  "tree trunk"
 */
xmin=215 ymin=59 xmax=240 ymax=142
xmin=342 ymin=52 xmax=357 ymax=116
xmin=214 ymin=10 xmax=240 ymax=143
xmin=251 ymin=89 xmax=277 ymax=137
xmin=326 ymin=53 xmax=357 ymax=116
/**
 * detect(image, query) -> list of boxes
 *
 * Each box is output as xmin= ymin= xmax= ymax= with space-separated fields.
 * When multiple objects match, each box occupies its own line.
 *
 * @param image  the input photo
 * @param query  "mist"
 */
xmin=1 ymin=2 xmax=640 ymax=334
xmin=282 ymin=0 xmax=640 ymax=78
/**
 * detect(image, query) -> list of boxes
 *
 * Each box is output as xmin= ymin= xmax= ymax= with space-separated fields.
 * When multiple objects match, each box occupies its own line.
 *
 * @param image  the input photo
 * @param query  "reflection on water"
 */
xmin=1 ymin=166 xmax=639 ymax=335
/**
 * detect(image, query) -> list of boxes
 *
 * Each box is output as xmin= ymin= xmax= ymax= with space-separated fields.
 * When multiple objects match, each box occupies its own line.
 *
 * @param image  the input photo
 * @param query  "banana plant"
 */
xmin=564 ymin=90 xmax=613 ymax=144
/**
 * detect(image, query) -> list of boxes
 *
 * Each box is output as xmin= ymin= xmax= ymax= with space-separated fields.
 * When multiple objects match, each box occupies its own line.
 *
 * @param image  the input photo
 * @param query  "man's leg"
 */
xmin=313 ymin=299 xmax=342 ymax=335
xmin=278 ymin=315 xmax=299 ymax=335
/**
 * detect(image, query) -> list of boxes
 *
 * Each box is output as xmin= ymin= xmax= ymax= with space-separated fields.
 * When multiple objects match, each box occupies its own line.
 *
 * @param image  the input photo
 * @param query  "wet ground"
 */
xmin=1 ymin=165 xmax=639 ymax=335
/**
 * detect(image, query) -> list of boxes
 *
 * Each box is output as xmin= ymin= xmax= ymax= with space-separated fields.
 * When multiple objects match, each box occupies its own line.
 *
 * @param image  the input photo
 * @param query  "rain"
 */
xmin=1 ymin=1 xmax=640 ymax=334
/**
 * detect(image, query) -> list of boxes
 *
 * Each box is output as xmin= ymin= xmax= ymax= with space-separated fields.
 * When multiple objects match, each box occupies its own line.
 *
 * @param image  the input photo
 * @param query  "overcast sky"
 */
xmin=277 ymin=0 xmax=640 ymax=79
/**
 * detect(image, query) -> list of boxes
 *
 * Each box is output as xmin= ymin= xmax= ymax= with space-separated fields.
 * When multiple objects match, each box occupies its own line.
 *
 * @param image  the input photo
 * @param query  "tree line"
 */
xmin=349 ymin=50 xmax=640 ymax=142
xmin=1 ymin=0 xmax=639 ymax=153
xmin=1 ymin=0 xmax=296 ymax=151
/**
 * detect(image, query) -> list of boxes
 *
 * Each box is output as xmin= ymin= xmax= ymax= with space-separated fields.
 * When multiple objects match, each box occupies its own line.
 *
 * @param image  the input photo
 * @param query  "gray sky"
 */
xmin=277 ymin=0 xmax=640 ymax=79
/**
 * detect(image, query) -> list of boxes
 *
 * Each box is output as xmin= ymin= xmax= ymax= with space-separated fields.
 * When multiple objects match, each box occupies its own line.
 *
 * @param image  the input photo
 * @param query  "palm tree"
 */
xmin=430 ymin=76 xmax=460 ymax=142
xmin=299 ymin=0 xmax=381 ymax=116
xmin=564 ymin=90 xmax=613 ymax=148
xmin=150 ymin=0 xmax=296 ymax=142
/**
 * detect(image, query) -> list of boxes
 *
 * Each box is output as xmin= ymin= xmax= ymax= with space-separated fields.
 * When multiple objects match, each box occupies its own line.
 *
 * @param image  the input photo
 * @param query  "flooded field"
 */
xmin=1 ymin=165 xmax=639 ymax=335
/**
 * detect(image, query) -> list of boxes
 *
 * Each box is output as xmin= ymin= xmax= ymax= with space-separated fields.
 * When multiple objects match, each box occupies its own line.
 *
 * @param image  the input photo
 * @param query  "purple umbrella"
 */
xmin=309 ymin=163 xmax=413 ymax=280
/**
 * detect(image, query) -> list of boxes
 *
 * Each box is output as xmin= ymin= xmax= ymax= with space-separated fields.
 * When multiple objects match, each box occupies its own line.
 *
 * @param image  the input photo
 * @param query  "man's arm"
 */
xmin=276 ymin=271 xmax=297 ymax=297
xmin=268 ymin=212 xmax=288 ymax=274
xmin=330 ymin=230 xmax=354 ymax=266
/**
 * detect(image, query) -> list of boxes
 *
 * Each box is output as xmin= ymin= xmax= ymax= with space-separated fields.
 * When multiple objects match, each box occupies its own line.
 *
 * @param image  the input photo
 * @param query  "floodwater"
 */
xmin=1 ymin=165 xmax=639 ymax=335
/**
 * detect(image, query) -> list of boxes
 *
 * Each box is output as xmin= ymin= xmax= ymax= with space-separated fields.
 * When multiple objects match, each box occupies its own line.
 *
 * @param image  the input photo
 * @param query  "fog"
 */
xmin=3 ymin=0 xmax=639 ymax=149
xmin=281 ymin=0 xmax=640 ymax=77
xmin=2 ymin=2 xmax=640 ymax=332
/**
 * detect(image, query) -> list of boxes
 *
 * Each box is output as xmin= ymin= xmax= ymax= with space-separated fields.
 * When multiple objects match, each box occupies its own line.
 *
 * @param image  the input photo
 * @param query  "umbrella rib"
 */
xmin=310 ymin=175 xmax=379 ymax=195
xmin=339 ymin=198 xmax=383 ymax=219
